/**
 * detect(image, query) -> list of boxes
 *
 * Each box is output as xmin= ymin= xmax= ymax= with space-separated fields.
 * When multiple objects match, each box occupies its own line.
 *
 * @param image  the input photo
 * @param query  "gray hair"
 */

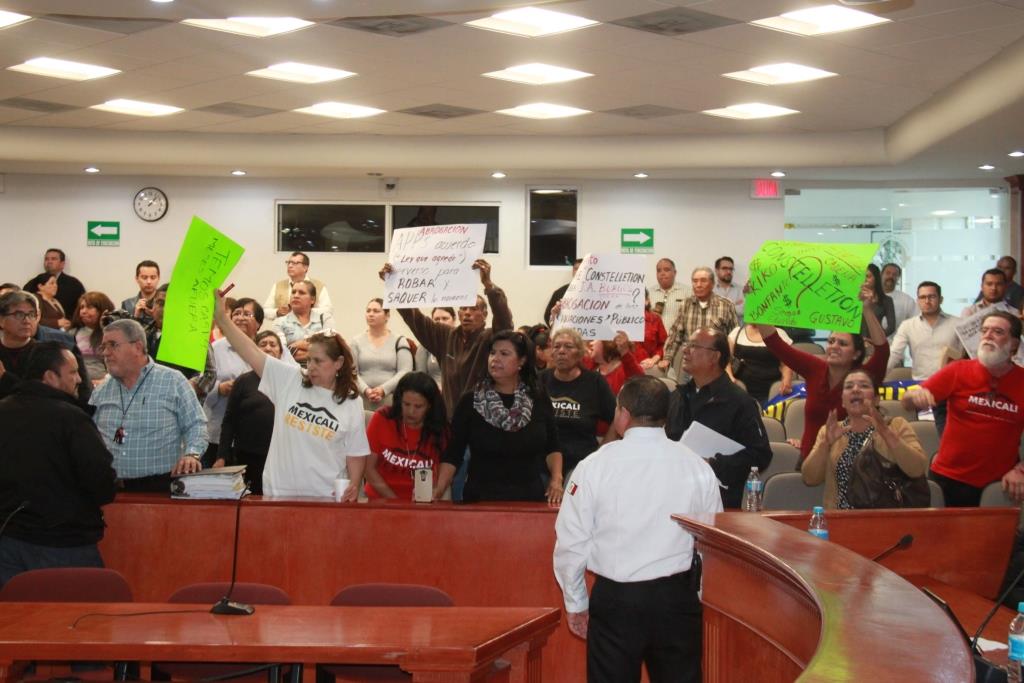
xmin=104 ymin=318 xmax=147 ymax=344
xmin=551 ymin=326 xmax=586 ymax=356
xmin=692 ymin=266 xmax=714 ymax=280
xmin=0 ymin=290 xmax=39 ymax=315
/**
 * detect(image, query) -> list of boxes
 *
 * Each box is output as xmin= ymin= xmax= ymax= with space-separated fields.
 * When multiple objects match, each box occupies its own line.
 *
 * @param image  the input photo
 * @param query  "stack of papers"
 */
xmin=171 ymin=465 xmax=247 ymax=499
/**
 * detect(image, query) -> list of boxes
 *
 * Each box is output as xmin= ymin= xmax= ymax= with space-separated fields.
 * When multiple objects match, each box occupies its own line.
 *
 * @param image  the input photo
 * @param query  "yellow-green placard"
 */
xmin=156 ymin=217 xmax=244 ymax=371
xmin=745 ymin=241 xmax=879 ymax=333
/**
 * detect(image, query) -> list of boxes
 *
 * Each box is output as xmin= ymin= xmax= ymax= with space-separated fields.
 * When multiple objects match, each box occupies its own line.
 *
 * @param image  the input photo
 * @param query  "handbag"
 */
xmin=847 ymin=434 xmax=930 ymax=509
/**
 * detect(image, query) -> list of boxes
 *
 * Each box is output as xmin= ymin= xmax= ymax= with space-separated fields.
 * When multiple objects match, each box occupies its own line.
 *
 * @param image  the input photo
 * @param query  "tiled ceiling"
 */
xmin=0 ymin=0 xmax=1021 ymax=178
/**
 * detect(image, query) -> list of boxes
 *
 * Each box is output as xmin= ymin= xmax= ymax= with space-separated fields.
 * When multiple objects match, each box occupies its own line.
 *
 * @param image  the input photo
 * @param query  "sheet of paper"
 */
xmin=975 ymin=637 xmax=1007 ymax=652
xmin=679 ymin=421 xmax=744 ymax=459
xmin=554 ymin=253 xmax=646 ymax=341
xmin=157 ymin=216 xmax=244 ymax=372
xmin=955 ymin=301 xmax=1015 ymax=359
xmin=384 ymin=223 xmax=486 ymax=308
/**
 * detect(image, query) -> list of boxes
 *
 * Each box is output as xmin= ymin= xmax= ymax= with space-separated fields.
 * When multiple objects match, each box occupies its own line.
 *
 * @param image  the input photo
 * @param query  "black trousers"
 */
xmin=929 ymin=470 xmax=985 ymax=507
xmin=588 ymin=571 xmax=702 ymax=683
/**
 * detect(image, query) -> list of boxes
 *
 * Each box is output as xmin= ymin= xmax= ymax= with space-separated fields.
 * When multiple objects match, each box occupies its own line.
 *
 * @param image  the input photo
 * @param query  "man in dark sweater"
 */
xmin=0 ymin=342 xmax=116 ymax=587
xmin=665 ymin=328 xmax=771 ymax=508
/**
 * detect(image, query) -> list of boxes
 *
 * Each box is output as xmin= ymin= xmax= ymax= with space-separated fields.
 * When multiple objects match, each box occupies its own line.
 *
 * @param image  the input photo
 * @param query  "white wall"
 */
xmin=0 ymin=174 xmax=784 ymax=336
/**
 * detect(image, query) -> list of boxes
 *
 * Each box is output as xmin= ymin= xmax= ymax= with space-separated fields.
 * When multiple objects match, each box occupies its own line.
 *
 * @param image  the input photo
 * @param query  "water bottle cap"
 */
xmin=1018 ymin=601 xmax=1024 ymax=612
xmin=751 ymin=467 xmax=759 ymax=473
xmin=812 ymin=506 xmax=824 ymax=513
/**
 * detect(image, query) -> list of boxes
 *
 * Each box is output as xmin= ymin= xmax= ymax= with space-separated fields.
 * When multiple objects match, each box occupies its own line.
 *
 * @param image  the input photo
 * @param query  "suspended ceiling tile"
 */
xmin=99 ymin=110 xmax=232 ymax=131
xmin=906 ymin=2 xmax=1024 ymax=34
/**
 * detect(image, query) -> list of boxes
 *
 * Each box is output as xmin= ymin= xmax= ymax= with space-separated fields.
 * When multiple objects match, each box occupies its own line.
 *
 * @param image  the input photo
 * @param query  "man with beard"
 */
xmin=713 ymin=256 xmax=744 ymax=321
xmin=903 ymin=310 xmax=1024 ymax=506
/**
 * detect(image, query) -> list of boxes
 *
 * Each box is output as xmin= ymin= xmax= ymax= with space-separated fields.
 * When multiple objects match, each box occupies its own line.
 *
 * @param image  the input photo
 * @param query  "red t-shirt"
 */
xmin=633 ymin=311 xmax=668 ymax=362
xmin=364 ymin=407 xmax=445 ymax=500
xmin=924 ymin=359 xmax=1024 ymax=488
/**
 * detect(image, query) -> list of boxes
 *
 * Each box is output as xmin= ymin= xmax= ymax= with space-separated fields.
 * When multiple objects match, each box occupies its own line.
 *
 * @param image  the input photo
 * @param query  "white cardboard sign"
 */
xmin=554 ymin=253 xmax=646 ymax=341
xmin=384 ymin=224 xmax=486 ymax=308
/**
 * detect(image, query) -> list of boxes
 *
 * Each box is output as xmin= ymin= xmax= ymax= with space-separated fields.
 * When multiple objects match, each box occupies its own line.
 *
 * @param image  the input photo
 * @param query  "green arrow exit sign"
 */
xmin=621 ymin=228 xmax=653 ymax=254
xmin=87 ymin=220 xmax=120 ymax=247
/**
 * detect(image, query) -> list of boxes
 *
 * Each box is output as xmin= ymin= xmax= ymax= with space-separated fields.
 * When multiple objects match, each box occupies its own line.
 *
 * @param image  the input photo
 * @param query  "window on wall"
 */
xmin=277 ymin=202 xmax=386 ymax=252
xmin=528 ymin=188 xmax=578 ymax=266
xmin=391 ymin=205 xmax=499 ymax=253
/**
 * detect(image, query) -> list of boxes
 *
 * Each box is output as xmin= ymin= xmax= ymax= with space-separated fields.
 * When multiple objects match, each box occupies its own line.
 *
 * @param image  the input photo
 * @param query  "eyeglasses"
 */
xmin=917 ymin=294 xmax=939 ymax=300
xmin=98 ymin=340 xmax=136 ymax=353
xmin=285 ymin=259 xmax=306 ymax=266
xmin=683 ymin=342 xmax=717 ymax=352
xmin=3 ymin=310 xmax=38 ymax=321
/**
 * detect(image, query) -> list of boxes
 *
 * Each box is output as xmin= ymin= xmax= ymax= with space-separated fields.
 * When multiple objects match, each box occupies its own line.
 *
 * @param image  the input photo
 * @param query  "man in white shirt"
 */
xmin=882 ymin=263 xmax=917 ymax=333
xmin=263 ymin=251 xmax=332 ymax=322
xmin=713 ymin=256 xmax=744 ymax=320
xmin=554 ymin=375 xmax=722 ymax=683
xmin=649 ymin=258 xmax=689 ymax=332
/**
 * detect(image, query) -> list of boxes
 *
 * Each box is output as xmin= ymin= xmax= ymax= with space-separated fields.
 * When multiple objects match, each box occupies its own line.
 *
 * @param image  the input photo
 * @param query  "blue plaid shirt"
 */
xmin=90 ymin=359 xmax=208 ymax=479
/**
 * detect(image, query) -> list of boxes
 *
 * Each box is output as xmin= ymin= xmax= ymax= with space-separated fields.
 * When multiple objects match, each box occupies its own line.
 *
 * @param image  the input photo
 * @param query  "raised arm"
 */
xmin=478 ymin=259 xmax=513 ymax=332
xmin=860 ymin=284 xmax=887 ymax=347
xmin=212 ymin=289 xmax=267 ymax=377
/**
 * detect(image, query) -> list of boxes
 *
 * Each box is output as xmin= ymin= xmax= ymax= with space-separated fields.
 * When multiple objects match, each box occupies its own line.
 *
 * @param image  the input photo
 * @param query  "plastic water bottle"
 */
xmin=741 ymin=467 xmax=763 ymax=512
xmin=808 ymin=506 xmax=829 ymax=540
xmin=1009 ymin=602 xmax=1024 ymax=683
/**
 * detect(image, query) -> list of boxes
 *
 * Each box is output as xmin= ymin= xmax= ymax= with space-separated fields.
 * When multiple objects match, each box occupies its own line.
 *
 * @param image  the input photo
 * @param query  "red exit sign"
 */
xmin=751 ymin=178 xmax=781 ymax=199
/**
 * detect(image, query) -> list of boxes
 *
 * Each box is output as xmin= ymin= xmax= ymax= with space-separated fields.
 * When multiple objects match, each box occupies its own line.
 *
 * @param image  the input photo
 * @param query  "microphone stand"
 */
xmin=871 ymin=534 xmax=914 ymax=563
xmin=211 ymin=488 xmax=254 ymax=616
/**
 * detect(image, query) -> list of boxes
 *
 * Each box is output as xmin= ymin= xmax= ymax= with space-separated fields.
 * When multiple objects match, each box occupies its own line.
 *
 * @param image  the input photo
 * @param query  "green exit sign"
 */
xmin=87 ymin=220 xmax=120 ymax=247
xmin=621 ymin=228 xmax=653 ymax=254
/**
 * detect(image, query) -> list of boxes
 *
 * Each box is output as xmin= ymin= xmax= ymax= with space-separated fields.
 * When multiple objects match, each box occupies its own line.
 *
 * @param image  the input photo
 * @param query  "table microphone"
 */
xmin=871 ymin=534 xmax=914 ymax=562
xmin=971 ymin=560 xmax=1024 ymax=654
xmin=211 ymin=488 xmax=254 ymax=616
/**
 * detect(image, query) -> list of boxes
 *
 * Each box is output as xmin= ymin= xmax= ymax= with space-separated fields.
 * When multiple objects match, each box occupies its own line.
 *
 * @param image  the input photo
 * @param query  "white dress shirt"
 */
xmin=714 ymin=282 xmax=744 ymax=317
xmin=553 ymin=426 xmax=722 ymax=613
xmin=650 ymin=284 xmax=690 ymax=332
xmin=887 ymin=311 xmax=963 ymax=380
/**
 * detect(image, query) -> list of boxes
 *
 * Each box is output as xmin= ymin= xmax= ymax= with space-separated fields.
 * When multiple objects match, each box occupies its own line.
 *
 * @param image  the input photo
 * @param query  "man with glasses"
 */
xmin=889 ymin=281 xmax=962 ymax=435
xmin=144 ymin=283 xmax=216 ymax=401
xmin=90 ymin=318 xmax=207 ymax=492
xmin=664 ymin=328 xmax=771 ymax=508
xmin=659 ymin=267 xmax=738 ymax=383
xmin=263 ymin=251 xmax=332 ymax=322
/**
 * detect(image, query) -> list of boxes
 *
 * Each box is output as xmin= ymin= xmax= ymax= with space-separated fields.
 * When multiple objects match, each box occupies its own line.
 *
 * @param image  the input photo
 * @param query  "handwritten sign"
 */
xmin=955 ymin=302 xmax=1014 ymax=358
xmin=745 ymin=241 xmax=879 ymax=333
xmin=554 ymin=253 xmax=645 ymax=341
xmin=157 ymin=217 xmax=245 ymax=371
xmin=384 ymin=224 xmax=486 ymax=308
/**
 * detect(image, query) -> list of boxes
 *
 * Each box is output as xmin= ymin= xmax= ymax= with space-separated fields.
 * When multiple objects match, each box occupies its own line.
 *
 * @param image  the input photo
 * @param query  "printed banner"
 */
xmin=157 ymin=216 xmax=245 ymax=371
xmin=554 ymin=253 xmax=645 ymax=341
xmin=745 ymin=241 xmax=879 ymax=333
xmin=955 ymin=301 xmax=1015 ymax=359
xmin=384 ymin=224 xmax=486 ymax=308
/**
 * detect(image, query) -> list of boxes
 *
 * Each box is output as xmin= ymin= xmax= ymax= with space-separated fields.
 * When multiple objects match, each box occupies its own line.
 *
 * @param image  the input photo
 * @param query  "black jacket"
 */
xmin=666 ymin=373 xmax=772 ymax=508
xmin=0 ymin=380 xmax=116 ymax=546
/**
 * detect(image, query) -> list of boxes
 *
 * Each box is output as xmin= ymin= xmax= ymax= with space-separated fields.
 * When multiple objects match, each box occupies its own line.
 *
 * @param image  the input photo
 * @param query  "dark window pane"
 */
xmin=277 ymin=203 xmax=386 ymax=253
xmin=391 ymin=205 xmax=499 ymax=253
xmin=529 ymin=189 xmax=577 ymax=266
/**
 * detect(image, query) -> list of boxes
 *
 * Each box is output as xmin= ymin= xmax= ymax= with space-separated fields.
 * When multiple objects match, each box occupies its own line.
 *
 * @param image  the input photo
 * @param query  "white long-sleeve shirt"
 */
xmin=553 ymin=426 xmax=722 ymax=613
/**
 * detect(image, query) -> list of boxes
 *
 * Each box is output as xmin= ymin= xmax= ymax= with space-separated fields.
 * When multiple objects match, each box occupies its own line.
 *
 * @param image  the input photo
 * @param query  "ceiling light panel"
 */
xmin=466 ymin=7 xmax=598 ymax=37
xmin=702 ymin=103 xmax=799 ymax=119
xmin=91 ymin=99 xmax=183 ymax=116
xmin=482 ymin=63 xmax=592 ymax=85
xmin=181 ymin=17 xmax=314 ymax=37
xmin=247 ymin=62 xmax=356 ymax=84
xmin=294 ymin=102 xmax=385 ymax=119
xmin=723 ymin=63 xmax=836 ymax=86
xmin=8 ymin=57 xmax=120 ymax=81
xmin=751 ymin=5 xmax=889 ymax=36
xmin=496 ymin=103 xmax=591 ymax=119
xmin=0 ymin=10 xmax=30 ymax=29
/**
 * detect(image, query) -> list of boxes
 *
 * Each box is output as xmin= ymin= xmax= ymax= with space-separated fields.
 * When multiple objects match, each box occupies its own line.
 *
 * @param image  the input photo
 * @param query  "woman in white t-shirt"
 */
xmin=214 ymin=290 xmax=367 ymax=500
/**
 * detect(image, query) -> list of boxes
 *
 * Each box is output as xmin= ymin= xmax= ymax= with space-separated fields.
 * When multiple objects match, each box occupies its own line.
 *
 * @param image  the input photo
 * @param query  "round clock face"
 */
xmin=134 ymin=187 xmax=168 ymax=222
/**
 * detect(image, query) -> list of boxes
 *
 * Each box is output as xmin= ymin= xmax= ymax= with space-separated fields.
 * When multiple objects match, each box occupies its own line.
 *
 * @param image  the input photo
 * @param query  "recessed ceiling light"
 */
xmin=151 ymin=0 xmax=174 ymax=3
xmin=496 ymin=103 xmax=590 ymax=119
xmin=633 ymin=172 xmax=649 ymax=179
xmin=491 ymin=171 xmax=506 ymax=179
xmin=247 ymin=62 xmax=355 ymax=84
xmin=931 ymin=210 xmax=956 ymax=216
xmin=8 ymin=57 xmax=120 ymax=81
xmin=482 ymin=63 xmax=592 ymax=85
xmin=532 ymin=189 xmax=566 ymax=194
xmin=770 ymin=170 xmax=786 ymax=178
xmin=978 ymin=164 xmax=996 ymax=171
xmin=1009 ymin=151 xmax=1024 ymax=158
xmin=91 ymin=99 xmax=183 ymax=117
xmin=975 ymin=218 xmax=994 ymax=224
xmin=83 ymin=166 xmax=100 ymax=174
xmin=0 ymin=10 xmax=30 ymax=29
xmin=231 ymin=169 xmax=247 ymax=176
xmin=294 ymin=101 xmax=385 ymax=119
xmin=751 ymin=5 xmax=889 ymax=36
xmin=723 ymin=63 xmax=837 ymax=86
xmin=181 ymin=17 xmax=314 ymax=38
xmin=703 ymin=103 xmax=799 ymax=120
xmin=466 ymin=7 xmax=598 ymax=37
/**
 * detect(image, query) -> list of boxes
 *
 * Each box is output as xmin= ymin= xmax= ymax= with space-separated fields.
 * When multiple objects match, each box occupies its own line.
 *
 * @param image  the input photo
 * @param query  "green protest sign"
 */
xmin=745 ymin=241 xmax=879 ymax=333
xmin=156 ymin=217 xmax=244 ymax=371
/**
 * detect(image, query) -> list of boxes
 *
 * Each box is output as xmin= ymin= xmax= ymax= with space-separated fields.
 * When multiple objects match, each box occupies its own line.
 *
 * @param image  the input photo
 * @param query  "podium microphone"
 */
xmin=211 ymin=487 xmax=254 ymax=616
xmin=871 ymin=534 xmax=914 ymax=563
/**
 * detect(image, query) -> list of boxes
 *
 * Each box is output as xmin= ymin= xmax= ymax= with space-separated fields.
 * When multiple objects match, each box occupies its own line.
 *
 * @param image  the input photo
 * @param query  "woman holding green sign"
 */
xmin=758 ymin=283 xmax=889 ymax=460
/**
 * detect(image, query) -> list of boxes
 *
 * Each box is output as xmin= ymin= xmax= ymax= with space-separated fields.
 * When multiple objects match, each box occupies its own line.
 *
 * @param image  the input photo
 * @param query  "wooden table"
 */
xmin=0 ymin=603 xmax=559 ymax=683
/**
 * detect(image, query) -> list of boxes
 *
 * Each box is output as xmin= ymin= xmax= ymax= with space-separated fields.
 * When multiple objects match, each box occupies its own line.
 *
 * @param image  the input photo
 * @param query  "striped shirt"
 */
xmin=663 ymin=295 xmax=739 ymax=365
xmin=90 ymin=359 xmax=208 ymax=479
